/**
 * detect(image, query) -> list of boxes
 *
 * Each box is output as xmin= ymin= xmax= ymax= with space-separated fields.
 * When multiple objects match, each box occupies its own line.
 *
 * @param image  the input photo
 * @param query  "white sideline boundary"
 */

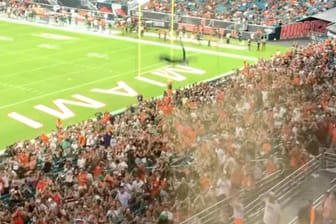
xmin=0 ymin=17 xmax=258 ymax=62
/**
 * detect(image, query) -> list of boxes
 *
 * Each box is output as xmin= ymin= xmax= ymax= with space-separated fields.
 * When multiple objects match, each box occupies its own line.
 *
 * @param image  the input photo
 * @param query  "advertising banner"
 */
xmin=280 ymin=20 xmax=329 ymax=39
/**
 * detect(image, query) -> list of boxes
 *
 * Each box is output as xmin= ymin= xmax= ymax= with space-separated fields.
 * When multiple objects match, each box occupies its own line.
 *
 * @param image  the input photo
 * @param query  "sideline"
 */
xmin=0 ymin=16 xmax=257 ymax=62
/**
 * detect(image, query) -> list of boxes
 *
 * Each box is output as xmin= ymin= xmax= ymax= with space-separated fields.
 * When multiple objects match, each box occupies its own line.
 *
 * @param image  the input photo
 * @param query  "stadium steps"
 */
xmin=243 ymin=152 xmax=336 ymax=224
xmin=241 ymin=155 xmax=321 ymax=224
xmin=179 ymin=153 xmax=330 ymax=224
xmin=279 ymin=171 xmax=336 ymax=224
xmin=179 ymin=170 xmax=286 ymax=224
xmin=287 ymin=181 xmax=336 ymax=224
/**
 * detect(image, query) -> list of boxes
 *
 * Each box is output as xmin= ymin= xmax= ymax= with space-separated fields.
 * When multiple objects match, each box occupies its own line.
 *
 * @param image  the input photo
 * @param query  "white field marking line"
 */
xmin=76 ymin=50 xmax=198 ymax=77
xmin=35 ymin=32 xmax=78 ymax=40
xmin=0 ymin=47 xmax=163 ymax=93
xmin=0 ymin=47 xmax=195 ymax=98
xmin=0 ymin=50 xmax=200 ymax=108
xmin=0 ymin=62 xmax=167 ymax=110
xmin=0 ymin=30 xmax=94 ymax=67
xmin=0 ymin=109 xmax=124 ymax=156
xmin=0 ymin=37 xmax=124 ymax=75
xmin=0 ymin=43 xmax=200 ymax=93
xmin=0 ymin=35 xmax=13 ymax=41
xmin=0 ymin=44 xmax=77 ymax=69
xmin=187 ymin=38 xmax=246 ymax=50
xmin=0 ymin=44 xmax=136 ymax=80
xmin=0 ymin=83 xmax=38 ymax=93
xmin=87 ymin=52 xmax=108 ymax=59
xmin=0 ymin=38 xmax=56 ymax=58
xmin=203 ymin=69 xmax=240 ymax=82
xmin=0 ymin=16 xmax=257 ymax=62
xmin=0 ymin=39 xmax=123 ymax=69
xmin=144 ymin=32 xmax=247 ymax=50
xmin=135 ymin=76 xmax=167 ymax=87
xmin=0 ymin=28 xmax=76 ymax=58
xmin=37 ymin=43 xmax=59 ymax=49
xmin=0 ymin=68 xmax=231 ymax=155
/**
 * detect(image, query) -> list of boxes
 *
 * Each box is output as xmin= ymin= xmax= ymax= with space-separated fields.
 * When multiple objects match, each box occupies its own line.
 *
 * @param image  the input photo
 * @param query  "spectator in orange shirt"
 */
xmin=11 ymin=207 xmax=25 ymax=224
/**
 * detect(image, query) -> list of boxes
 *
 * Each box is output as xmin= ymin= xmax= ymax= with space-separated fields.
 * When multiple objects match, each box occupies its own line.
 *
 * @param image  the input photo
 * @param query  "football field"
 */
xmin=0 ymin=19 xmax=287 ymax=149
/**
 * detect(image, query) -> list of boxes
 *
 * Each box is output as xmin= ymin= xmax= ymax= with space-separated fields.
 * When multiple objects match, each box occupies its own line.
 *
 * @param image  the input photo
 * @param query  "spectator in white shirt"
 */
xmin=132 ymin=176 xmax=144 ymax=193
xmin=263 ymin=192 xmax=281 ymax=224
xmin=216 ymin=176 xmax=231 ymax=200
xmin=116 ymin=187 xmax=131 ymax=208
xmin=77 ymin=155 xmax=86 ymax=169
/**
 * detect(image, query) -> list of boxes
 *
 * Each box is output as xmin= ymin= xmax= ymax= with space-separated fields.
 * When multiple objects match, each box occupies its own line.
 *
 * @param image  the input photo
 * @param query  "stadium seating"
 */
xmin=57 ymin=0 xmax=92 ymax=10
xmin=1 ymin=1 xmax=336 ymax=223
xmin=146 ymin=0 xmax=336 ymax=26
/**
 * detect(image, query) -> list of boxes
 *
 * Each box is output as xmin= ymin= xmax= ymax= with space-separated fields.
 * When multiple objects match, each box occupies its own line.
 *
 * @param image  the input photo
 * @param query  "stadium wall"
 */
xmin=141 ymin=10 xmax=276 ymax=40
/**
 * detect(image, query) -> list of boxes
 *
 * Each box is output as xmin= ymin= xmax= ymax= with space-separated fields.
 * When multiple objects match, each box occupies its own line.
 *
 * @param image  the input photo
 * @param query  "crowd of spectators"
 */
xmin=0 ymin=1 xmax=336 ymax=223
xmin=145 ymin=0 xmax=336 ymax=26
xmin=0 ymin=34 xmax=335 ymax=223
xmin=4 ymin=0 xmax=336 ymax=29
xmin=0 ymin=0 xmax=113 ymax=30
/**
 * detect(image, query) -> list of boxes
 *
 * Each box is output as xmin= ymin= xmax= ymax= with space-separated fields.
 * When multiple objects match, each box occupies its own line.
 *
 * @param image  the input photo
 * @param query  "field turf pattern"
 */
xmin=0 ymin=20 xmax=287 ymax=149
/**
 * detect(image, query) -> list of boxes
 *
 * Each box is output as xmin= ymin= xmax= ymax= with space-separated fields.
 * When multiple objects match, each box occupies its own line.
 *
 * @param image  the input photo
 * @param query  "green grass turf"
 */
xmin=0 ymin=20 xmax=288 ymax=149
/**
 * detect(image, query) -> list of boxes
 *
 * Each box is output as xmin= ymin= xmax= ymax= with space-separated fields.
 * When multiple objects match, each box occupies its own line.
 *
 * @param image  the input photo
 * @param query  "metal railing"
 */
xmin=179 ymin=170 xmax=284 ymax=224
xmin=46 ymin=0 xmax=58 ymax=5
xmin=243 ymin=155 xmax=321 ymax=224
xmin=183 ymin=155 xmax=321 ymax=224
xmin=177 ymin=150 xmax=336 ymax=224
xmin=324 ymin=152 xmax=336 ymax=171
xmin=85 ymin=0 xmax=98 ymax=10
xmin=179 ymin=190 xmax=240 ymax=224
xmin=287 ymin=177 xmax=336 ymax=224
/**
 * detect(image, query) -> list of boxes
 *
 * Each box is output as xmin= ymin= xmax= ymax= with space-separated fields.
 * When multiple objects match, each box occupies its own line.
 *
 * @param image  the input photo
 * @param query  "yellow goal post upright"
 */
xmin=170 ymin=0 xmax=175 ymax=60
xmin=136 ymin=0 xmax=175 ymax=77
xmin=137 ymin=1 xmax=143 ymax=77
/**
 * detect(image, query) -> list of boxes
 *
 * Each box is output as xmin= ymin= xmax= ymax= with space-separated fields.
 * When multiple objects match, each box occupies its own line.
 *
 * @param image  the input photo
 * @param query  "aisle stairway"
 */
xmin=178 ymin=152 xmax=336 ymax=224
xmin=244 ymin=151 xmax=336 ymax=224
xmin=280 ymin=171 xmax=336 ymax=224
xmin=282 ymin=151 xmax=336 ymax=224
